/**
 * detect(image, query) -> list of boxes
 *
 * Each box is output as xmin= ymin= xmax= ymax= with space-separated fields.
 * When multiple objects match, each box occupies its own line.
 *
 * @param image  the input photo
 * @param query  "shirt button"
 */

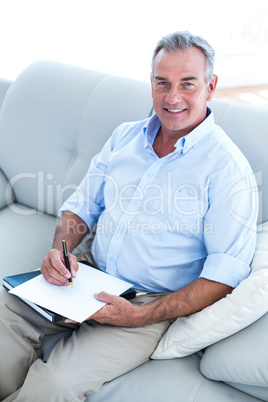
xmin=147 ymin=171 xmax=153 ymax=177
xmin=110 ymin=256 xmax=114 ymax=262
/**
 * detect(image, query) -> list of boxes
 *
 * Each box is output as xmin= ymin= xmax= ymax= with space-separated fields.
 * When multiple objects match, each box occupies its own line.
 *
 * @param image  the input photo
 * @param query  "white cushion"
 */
xmin=151 ymin=221 xmax=268 ymax=359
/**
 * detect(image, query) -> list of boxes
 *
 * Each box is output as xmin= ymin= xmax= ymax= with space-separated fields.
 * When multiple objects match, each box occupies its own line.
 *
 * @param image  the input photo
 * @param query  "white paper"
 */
xmin=10 ymin=263 xmax=133 ymax=323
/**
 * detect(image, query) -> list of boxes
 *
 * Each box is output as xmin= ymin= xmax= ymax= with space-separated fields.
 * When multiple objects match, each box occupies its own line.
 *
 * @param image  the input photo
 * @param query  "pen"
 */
xmin=62 ymin=240 xmax=73 ymax=289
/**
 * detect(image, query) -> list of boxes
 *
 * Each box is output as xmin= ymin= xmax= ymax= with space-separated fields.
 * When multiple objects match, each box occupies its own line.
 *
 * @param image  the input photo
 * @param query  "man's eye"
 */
xmin=158 ymin=82 xmax=167 ymax=86
xmin=184 ymin=82 xmax=193 ymax=88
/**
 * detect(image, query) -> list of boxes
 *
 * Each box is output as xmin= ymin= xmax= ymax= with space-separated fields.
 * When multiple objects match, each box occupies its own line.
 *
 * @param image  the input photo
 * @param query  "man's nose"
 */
xmin=165 ymin=88 xmax=183 ymax=104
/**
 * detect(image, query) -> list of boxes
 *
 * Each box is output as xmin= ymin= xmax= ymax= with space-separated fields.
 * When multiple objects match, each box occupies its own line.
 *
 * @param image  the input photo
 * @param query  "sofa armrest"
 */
xmin=0 ymin=78 xmax=12 ymax=112
xmin=0 ymin=78 xmax=13 ymax=210
xmin=0 ymin=169 xmax=15 ymax=210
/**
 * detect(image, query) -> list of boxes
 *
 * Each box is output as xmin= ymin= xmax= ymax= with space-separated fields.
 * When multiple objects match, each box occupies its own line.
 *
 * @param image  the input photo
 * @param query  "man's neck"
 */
xmin=153 ymin=127 xmax=179 ymax=158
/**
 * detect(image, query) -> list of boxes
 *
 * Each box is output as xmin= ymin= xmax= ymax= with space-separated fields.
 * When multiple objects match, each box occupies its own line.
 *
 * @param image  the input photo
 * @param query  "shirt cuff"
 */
xmin=200 ymin=253 xmax=251 ymax=288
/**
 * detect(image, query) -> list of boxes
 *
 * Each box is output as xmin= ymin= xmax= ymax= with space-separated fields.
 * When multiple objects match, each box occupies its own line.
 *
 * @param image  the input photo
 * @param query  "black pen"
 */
xmin=62 ymin=240 xmax=73 ymax=289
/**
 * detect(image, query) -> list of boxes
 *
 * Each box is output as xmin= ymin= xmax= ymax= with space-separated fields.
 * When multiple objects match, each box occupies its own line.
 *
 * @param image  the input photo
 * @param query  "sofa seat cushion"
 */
xmin=86 ymin=354 xmax=260 ymax=402
xmin=200 ymin=312 xmax=268 ymax=401
xmin=151 ymin=221 xmax=268 ymax=359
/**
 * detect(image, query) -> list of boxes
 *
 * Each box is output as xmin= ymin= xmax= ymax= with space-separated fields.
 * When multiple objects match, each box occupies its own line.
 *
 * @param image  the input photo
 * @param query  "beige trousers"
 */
xmin=0 ymin=281 xmax=171 ymax=401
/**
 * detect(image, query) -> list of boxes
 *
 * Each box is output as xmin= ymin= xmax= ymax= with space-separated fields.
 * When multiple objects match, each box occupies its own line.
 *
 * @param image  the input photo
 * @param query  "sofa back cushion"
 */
xmin=210 ymin=98 xmax=268 ymax=224
xmin=0 ymin=61 xmax=152 ymax=216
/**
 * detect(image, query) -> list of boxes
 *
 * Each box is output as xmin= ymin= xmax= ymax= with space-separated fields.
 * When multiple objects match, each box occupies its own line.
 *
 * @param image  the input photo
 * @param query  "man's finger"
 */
xmin=94 ymin=291 xmax=113 ymax=302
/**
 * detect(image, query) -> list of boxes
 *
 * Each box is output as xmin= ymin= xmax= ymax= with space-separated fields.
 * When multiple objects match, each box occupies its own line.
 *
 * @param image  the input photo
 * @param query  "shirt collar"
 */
xmin=143 ymin=107 xmax=215 ymax=154
xmin=143 ymin=114 xmax=160 ymax=149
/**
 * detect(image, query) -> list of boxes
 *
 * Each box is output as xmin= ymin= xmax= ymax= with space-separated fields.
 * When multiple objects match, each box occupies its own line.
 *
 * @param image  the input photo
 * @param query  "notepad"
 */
xmin=3 ymin=269 xmax=63 ymax=322
xmin=8 ymin=263 xmax=133 ymax=323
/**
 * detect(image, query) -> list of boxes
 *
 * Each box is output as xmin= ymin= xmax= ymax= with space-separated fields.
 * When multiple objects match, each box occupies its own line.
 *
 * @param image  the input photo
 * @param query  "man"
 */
xmin=0 ymin=31 xmax=257 ymax=401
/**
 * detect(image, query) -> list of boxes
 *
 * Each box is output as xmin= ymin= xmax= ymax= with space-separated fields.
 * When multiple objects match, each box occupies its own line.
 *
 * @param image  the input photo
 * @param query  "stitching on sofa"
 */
xmin=192 ymin=377 xmax=207 ymax=402
xmin=0 ymin=167 xmax=16 ymax=205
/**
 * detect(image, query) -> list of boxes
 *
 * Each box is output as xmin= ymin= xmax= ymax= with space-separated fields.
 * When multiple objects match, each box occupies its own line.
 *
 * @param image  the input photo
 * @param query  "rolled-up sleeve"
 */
xmin=200 ymin=170 xmax=258 ymax=288
xmin=59 ymin=173 xmax=105 ymax=231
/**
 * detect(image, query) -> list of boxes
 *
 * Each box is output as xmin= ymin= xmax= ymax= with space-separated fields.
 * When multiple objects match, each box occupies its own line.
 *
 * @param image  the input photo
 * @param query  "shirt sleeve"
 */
xmin=200 ymin=170 xmax=258 ymax=288
xmin=58 ymin=133 xmax=114 ymax=230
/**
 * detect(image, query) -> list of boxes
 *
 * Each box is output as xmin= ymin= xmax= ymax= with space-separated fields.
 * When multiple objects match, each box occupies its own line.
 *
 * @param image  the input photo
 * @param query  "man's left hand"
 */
xmin=65 ymin=292 xmax=139 ymax=327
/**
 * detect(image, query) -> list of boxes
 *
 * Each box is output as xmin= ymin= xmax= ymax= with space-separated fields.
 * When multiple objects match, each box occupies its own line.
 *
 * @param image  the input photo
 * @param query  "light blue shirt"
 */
xmin=60 ymin=109 xmax=258 ymax=292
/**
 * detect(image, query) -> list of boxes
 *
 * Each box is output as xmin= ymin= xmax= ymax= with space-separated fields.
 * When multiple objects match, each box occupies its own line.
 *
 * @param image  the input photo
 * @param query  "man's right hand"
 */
xmin=41 ymin=248 xmax=79 ymax=286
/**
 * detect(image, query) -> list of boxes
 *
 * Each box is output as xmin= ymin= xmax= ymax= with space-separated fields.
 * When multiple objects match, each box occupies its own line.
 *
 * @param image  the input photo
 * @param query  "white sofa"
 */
xmin=0 ymin=61 xmax=268 ymax=402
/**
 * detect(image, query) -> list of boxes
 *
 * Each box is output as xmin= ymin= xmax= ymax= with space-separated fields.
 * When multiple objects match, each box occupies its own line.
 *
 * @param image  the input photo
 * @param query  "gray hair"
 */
xmin=151 ymin=31 xmax=215 ymax=85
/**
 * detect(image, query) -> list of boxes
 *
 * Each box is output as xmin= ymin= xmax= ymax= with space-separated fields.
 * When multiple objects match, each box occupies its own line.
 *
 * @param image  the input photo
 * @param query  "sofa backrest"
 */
xmin=0 ymin=61 xmax=153 ymax=216
xmin=210 ymin=98 xmax=268 ymax=224
xmin=0 ymin=61 xmax=267 ymax=224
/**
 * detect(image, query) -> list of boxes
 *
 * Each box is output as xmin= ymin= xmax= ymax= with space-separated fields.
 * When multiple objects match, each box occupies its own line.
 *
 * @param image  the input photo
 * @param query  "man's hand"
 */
xmin=41 ymin=248 xmax=79 ymax=286
xmin=65 ymin=292 xmax=139 ymax=326
xmin=90 ymin=292 xmax=138 ymax=326
xmin=41 ymin=211 xmax=88 ymax=286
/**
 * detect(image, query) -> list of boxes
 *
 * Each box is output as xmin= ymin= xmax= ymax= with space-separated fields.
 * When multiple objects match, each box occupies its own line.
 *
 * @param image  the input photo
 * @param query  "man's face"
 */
xmin=151 ymin=47 xmax=217 ymax=139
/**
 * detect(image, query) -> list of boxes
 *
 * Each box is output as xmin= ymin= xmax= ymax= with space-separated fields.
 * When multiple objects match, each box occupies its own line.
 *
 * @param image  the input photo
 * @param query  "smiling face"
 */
xmin=151 ymin=47 xmax=218 ymax=140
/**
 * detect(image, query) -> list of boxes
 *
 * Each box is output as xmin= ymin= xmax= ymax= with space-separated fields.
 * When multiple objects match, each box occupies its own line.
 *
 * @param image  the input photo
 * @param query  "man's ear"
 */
xmin=207 ymin=74 xmax=218 ymax=101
